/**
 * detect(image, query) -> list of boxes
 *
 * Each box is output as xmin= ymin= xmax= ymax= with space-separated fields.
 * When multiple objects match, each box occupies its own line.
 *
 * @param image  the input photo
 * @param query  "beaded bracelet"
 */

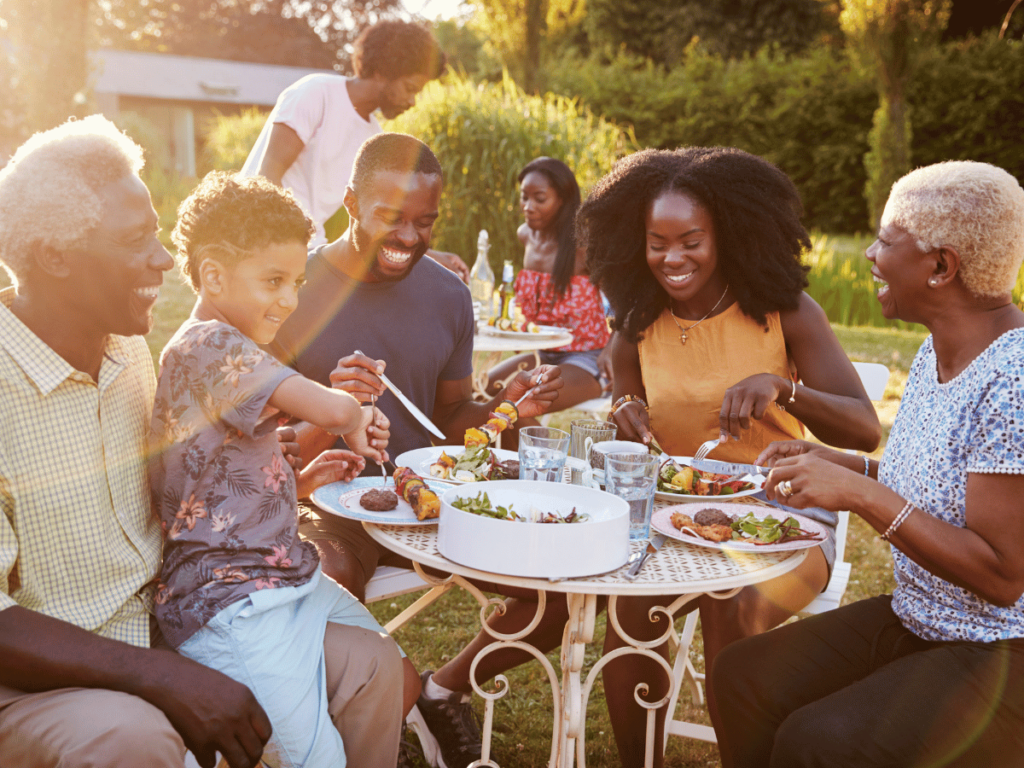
xmin=863 ymin=455 xmax=871 ymax=476
xmin=610 ymin=394 xmax=649 ymax=415
xmin=880 ymin=501 xmax=915 ymax=541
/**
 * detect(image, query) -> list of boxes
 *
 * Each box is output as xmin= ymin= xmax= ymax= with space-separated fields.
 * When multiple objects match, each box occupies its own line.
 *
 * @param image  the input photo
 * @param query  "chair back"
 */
xmin=852 ymin=361 xmax=890 ymax=401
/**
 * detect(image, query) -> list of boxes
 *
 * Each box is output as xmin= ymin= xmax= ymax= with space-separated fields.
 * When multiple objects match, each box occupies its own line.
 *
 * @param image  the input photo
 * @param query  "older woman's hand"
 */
xmin=764 ymin=452 xmax=867 ymax=510
xmin=504 ymin=365 xmax=563 ymax=419
xmin=755 ymin=439 xmax=842 ymax=467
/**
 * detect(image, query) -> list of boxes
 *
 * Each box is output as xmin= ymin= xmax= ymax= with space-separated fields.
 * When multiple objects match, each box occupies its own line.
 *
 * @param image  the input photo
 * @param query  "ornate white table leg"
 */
xmin=463 ymin=587 xmax=563 ymax=767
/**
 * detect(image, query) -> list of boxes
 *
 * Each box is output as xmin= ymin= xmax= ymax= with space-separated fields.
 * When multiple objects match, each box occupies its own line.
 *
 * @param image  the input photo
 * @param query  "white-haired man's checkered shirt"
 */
xmin=0 ymin=287 xmax=161 ymax=647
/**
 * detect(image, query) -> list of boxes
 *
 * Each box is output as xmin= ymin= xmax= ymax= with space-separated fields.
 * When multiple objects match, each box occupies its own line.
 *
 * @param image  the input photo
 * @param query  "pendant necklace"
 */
xmin=670 ymin=284 xmax=729 ymax=345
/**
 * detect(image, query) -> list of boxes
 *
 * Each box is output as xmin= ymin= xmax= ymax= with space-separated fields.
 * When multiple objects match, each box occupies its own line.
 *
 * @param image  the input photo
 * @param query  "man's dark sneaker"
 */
xmin=410 ymin=670 xmax=482 ymax=768
xmin=397 ymin=724 xmax=423 ymax=768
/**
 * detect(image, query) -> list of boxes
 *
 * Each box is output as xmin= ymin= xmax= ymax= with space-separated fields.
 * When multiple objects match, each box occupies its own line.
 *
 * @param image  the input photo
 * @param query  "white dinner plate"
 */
xmin=310 ymin=476 xmax=447 ymax=526
xmin=651 ymin=504 xmax=827 ymax=552
xmin=476 ymin=323 xmax=570 ymax=341
xmin=395 ymin=445 xmax=587 ymax=484
xmin=395 ymin=446 xmax=519 ymax=484
xmin=653 ymin=455 xmax=764 ymax=503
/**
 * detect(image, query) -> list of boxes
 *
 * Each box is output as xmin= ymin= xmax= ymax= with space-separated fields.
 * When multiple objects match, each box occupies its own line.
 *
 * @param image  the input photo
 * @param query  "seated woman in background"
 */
xmin=485 ymin=158 xmax=611 ymax=431
xmin=712 ymin=161 xmax=1024 ymax=768
xmin=579 ymin=146 xmax=882 ymax=766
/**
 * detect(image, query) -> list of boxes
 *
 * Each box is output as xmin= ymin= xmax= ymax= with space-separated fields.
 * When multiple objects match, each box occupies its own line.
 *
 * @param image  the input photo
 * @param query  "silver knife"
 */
xmin=625 ymin=533 xmax=667 ymax=579
xmin=355 ymin=351 xmax=446 ymax=440
xmin=688 ymin=457 xmax=770 ymax=478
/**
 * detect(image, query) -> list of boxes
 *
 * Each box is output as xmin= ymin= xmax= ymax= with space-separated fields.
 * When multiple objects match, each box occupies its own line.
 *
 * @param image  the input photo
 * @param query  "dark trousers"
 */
xmin=711 ymin=595 xmax=1024 ymax=768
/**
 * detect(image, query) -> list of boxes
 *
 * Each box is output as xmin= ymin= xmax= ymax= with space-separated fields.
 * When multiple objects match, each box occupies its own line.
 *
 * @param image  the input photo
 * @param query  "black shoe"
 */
xmin=411 ymin=671 xmax=482 ymax=768
xmin=397 ymin=724 xmax=423 ymax=768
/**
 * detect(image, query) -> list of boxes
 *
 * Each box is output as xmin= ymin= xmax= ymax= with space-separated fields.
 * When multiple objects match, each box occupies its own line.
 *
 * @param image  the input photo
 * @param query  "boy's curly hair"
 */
xmin=580 ymin=147 xmax=810 ymax=343
xmin=172 ymin=171 xmax=314 ymax=292
xmin=352 ymin=20 xmax=446 ymax=81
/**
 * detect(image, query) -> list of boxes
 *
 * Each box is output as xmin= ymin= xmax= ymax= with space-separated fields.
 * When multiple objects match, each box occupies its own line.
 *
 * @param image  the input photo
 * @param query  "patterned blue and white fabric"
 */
xmin=880 ymin=328 xmax=1024 ymax=642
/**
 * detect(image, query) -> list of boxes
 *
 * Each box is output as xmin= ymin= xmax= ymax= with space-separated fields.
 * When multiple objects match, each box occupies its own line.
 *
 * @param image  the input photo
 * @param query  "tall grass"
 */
xmin=385 ymin=70 xmax=635 ymax=272
xmin=805 ymin=234 xmax=1024 ymax=329
xmin=805 ymin=234 xmax=916 ymax=330
xmin=203 ymin=107 xmax=269 ymax=172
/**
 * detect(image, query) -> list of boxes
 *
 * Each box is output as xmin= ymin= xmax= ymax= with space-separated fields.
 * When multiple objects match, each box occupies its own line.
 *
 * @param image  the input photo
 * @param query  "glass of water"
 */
xmin=518 ymin=426 xmax=570 ymax=482
xmin=604 ymin=452 xmax=659 ymax=540
xmin=569 ymin=419 xmax=617 ymax=485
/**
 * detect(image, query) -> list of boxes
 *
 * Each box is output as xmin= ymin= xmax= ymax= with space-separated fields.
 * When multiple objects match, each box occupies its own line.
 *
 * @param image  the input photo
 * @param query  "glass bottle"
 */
xmin=498 ymin=260 xmax=515 ymax=321
xmin=469 ymin=229 xmax=495 ymax=322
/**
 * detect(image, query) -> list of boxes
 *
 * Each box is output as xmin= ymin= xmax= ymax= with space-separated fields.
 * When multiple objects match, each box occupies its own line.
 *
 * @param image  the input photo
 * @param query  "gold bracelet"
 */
xmin=881 ymin=501 xmax=915 ymax=541
xmin=610 ymin=395 xmax=648 ymax=415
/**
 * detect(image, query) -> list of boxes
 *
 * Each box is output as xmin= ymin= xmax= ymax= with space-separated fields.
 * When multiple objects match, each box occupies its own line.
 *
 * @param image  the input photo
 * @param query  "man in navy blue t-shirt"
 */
xmin=272 ymin=133 xmax=565 ymax=766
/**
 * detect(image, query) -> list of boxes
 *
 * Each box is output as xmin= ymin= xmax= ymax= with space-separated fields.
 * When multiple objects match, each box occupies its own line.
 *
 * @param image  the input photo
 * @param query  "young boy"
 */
xmin=149 ymin=171 xmax=403 ymax=767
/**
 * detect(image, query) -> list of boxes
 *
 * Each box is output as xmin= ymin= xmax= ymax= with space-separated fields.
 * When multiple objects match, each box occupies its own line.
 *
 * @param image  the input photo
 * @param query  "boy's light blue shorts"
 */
xmin=177 ymin=568 xmax=397 ymax=768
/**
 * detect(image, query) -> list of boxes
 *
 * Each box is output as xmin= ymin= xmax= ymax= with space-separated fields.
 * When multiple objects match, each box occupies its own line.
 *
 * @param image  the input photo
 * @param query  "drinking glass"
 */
xmin=569 ymin=419 xmax=617 ymax=485
xmin=518 ymin=426 xmax=570 ymax=482
xmin=604 ymin=452 xmax=659 ymax=540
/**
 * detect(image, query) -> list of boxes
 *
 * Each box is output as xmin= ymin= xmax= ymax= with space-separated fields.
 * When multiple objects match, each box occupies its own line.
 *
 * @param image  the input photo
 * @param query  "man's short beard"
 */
xmin=352 ymin=218 xmax=427 ymax=282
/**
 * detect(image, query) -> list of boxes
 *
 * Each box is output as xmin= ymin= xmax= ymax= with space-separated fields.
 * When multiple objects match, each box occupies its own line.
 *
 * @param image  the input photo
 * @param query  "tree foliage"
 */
xmin=94 ymin=0 xmax=404 ymax=70
xmin=841 ymin=0 xmax=950 ymax=228
xmin=1 ymin=0 xmax=92 ymax=135
xmin=547 ymin=32 xmax=1024 ymax=233
xmin=583 ymin=0 xmax=840 ymax=65
xmin=466 ymin=0 xmax=584 ymax=89
xmin=383 ymin=70 xmax=633 ymax=268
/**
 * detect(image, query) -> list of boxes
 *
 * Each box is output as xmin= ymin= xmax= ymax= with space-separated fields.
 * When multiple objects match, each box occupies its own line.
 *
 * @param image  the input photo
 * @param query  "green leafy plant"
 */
xmin=202 ymin=107 xmax=269 ymax=172
xmin=384 ymin=70 xmax=635 ymax=272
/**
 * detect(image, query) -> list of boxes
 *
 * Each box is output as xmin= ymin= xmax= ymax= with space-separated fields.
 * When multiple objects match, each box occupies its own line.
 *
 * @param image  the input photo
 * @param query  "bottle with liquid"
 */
xmin=469 ymin=229 xmax=495 ymax=322
xmin=498 ymin=260 xmax=515 ymax=323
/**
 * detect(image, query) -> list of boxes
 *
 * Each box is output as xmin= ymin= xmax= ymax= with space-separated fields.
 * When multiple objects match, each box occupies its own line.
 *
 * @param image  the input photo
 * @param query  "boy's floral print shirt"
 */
xmin=149 ymin=319 xmax=318 ymax=648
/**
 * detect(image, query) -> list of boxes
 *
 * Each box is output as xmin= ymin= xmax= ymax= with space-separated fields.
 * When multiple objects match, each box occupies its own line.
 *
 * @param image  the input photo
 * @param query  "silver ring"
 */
xmin=779 ymin=480 xmax=794 ymax=497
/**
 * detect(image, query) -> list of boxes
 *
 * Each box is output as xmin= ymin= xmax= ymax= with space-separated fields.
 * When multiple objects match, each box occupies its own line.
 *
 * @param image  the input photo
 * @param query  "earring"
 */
xmin=929 ymin=278 xmax=939 ymax=286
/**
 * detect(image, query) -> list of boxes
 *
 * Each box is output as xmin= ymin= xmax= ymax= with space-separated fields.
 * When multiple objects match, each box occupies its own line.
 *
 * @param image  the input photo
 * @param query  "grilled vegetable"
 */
xmin=393 ymin=467 xmax=440 ymax=520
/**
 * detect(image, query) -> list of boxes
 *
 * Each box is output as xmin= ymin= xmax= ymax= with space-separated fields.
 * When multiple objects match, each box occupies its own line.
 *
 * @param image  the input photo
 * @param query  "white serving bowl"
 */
xmin=438 ymin=480 xmax=630 ymax=579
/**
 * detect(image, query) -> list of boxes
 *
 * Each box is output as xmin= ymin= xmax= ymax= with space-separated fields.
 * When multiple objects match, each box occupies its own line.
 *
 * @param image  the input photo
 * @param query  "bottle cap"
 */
xmin=477 ymin=230 xmax=489 ymax=250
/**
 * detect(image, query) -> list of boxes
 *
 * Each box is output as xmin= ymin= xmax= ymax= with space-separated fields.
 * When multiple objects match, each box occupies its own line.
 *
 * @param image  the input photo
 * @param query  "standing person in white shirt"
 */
xmin=243 ymin=19 xmax=469 ymax=281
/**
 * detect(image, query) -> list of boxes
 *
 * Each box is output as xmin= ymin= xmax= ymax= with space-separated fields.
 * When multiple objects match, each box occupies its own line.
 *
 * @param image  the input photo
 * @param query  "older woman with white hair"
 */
xmin=710 ymin=160 xmax=1024 ymax=768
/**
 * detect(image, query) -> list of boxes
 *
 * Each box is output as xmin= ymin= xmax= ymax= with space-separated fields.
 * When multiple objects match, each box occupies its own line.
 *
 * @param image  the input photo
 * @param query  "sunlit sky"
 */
xmin=403 ymin=0 xmax=471 ymax=21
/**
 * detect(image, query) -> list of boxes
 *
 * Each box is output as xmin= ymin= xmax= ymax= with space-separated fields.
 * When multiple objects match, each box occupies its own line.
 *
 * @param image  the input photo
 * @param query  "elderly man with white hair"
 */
xmin=0 ymin=116 xmax=272 ymax=768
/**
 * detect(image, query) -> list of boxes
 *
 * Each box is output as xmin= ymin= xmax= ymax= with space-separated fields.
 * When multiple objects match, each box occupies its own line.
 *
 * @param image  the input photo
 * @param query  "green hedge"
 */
xmin=383 ymin=71 xmax=635 ymax=271
xmin=548 ymin=34 xmax=1024 ymax=233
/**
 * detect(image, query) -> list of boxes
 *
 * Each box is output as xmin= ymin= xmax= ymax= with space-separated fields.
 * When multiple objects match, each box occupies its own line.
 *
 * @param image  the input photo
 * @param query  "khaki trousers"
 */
xmin=0 ymin=621 xmax=402 ymax=768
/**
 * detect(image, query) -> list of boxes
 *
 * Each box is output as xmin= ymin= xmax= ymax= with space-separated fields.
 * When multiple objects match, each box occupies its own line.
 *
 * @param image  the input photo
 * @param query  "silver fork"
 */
xmin=693 ymin=438 xmax=721 ymax=462
xmin=371 ymin=393 xmax=386 ymax=486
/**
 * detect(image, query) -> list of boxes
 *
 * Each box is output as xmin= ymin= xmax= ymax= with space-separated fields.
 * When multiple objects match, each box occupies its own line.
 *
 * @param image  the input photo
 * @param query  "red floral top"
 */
xmin=514 ymin=269 xmax=611 ymax=352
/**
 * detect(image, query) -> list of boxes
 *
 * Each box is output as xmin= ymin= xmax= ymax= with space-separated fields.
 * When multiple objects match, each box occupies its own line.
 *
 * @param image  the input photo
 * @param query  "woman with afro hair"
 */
xmin=579 ymin=146 xmax=881 ymax=764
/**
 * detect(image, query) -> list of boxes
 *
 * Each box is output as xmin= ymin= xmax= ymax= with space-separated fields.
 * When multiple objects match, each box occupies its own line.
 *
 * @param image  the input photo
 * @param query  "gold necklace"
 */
xmin=670 ymin=285 xmax=729 ymax=345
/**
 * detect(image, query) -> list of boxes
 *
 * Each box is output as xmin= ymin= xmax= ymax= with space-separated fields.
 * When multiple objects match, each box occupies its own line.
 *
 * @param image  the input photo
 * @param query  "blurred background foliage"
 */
xmin=2 ymin=0 xmax=1020 ymax=324
xmin=383 ymin=70 xmax=634 ymax=271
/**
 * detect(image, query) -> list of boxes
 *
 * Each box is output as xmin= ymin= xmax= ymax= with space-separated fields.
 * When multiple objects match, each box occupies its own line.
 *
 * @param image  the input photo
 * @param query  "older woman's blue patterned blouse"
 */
xmin=879 ymin=328 xmax=1024 ymax=643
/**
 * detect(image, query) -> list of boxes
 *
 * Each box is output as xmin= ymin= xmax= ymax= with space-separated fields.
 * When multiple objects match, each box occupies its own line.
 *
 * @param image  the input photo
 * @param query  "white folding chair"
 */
xmin=664 ymin=361 xmax=890 ymax=746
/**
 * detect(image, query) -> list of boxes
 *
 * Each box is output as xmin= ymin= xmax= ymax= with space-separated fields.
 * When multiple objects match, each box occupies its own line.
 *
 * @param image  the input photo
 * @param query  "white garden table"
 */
xmin=364 ymin=517 xmax=805 ymax=768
